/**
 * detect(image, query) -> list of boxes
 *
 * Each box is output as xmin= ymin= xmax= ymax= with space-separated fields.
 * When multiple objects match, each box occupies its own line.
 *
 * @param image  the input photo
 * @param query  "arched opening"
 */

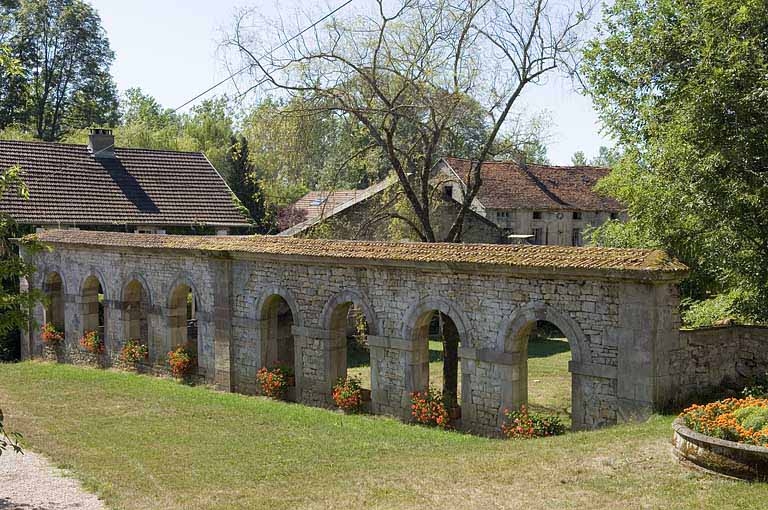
xmin=508 ymin=319 xmax=573 ymax=428
xmin=260 ymin=295 xmax=296 ymax=398
xmin=330 ymin=303 xmax=371 ymax=399
xmin=169 ymin=284 xmax=198 ymax=360
xmin=43 ymin=272 xmax=65 ymax=334
xmin=81 ymin=275 xmax=105 ymax=340
xmin=124 ymin=280 xmax=150 ymax=358
xmin=413 ymin=310 xmax=463 ymax=416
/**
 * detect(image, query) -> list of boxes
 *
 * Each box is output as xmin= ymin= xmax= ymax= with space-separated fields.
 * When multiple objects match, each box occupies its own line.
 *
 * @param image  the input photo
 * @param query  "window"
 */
xmin=533 ymin=211 xmax=542 ymax=220
xmin=532 ymin=227 xmax=544 ymax=245
xmin=572 ymin=211 xmax=582 ymax=220
xmin=443 ymin=185 xmax=453 ymax=199
xmin=572 ymin=228 xmax=582 ymax=247
xmin=496 ymin=211 xmax=510 ymax=219
xmin=610 ymin=212 xmax=619 ymax=220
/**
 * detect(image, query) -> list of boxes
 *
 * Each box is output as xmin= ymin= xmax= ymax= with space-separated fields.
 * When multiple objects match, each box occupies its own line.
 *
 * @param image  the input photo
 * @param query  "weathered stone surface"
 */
xmin=19 ymin=230 xmax=695 ymax=434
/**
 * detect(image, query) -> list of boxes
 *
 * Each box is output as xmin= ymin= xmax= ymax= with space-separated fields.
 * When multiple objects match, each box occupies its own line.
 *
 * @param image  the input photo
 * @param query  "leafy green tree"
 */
xmin=0 ymin=407 xmax=23 ymax=456
xmin=571 ymin=151 xmax=588 ymax=166
xmin=1 ymin=165 xmax=43 ymax=359
xmin=226 ymin=135 xmax=273 ymax=233
xmin=583 ymin=0 xmax=768 ymax=321
xmin=4 ymin=0 xmax=119 ymax=140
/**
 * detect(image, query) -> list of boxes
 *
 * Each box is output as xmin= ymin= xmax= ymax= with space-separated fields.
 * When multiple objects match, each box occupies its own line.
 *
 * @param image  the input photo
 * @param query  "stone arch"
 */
xmin=321 ymin=290 xmax=379 ymax=400
xmin=80 ymin=273 xmax=107 ymax=339
xmin=122 ymin=277 xmax=152 ymax=355
xmin=165 ymin=274 xmax=201 ymax=310
xmin=402 ymin=297 xmax=472 ymax=414
xmin=256 ymin=287 xmax=302 ymax=400
xmin=497 ymin=302 xmax=589 ymax=430
xmin=321 ymin=289 xmax=379 ymax=336
xmin=122 ymin=272 xmax=154 ymax=308
xmin=254 ymin=286 xmax=304 ymax=328
xmin=498 ymin=302 xmax=587 ymax=363
xmin=401 ymin=296 xmax=471 ymax=346
xmin=42 ymin=271 xmax=66 ymax=333
xmin=167 ymin=277 xmax=201 ymax=360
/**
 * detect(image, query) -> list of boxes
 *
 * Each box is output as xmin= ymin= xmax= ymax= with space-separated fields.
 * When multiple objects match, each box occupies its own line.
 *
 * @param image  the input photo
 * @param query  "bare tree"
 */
xmin=225 ymin=0 xmax=594 ymax=242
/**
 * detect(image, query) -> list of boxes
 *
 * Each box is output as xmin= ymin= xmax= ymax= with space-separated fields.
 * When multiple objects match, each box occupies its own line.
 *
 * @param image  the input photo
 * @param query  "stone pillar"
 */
xmin=615 ymin=280 xmax=681 ymax=423
xmin=367 ymin=335 xmax=427 ymax=420
xmin=461 ymin=347 xmax=522 ymax=435
xmin=291 ymin=325 xmax=329 ymax=406
xmin=212 ymin=258 xmax=233 ymax=392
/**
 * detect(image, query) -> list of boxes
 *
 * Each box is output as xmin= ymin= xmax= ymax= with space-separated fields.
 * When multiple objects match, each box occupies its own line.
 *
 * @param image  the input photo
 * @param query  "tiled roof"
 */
xmin=0 ymin=140 xmax=251 ymax=227
xmin=27 ymin=230 xmax=689 ymax=276
xmin=279 ymin=178 xmax=398 ymax=236
xmin=292 ymin=190 xmax=363 ymax=222
xmin=443 ymin=157 xmax=624 ymax=212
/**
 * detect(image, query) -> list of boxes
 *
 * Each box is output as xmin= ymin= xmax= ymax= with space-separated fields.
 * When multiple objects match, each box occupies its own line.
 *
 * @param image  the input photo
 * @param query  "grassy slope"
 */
xmin=0 ymin=362 xmax=764 ymax=509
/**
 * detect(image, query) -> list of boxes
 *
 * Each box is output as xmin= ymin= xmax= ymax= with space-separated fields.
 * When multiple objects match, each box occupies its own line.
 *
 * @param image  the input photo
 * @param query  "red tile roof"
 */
xmin=292 ymin=189 xmax=364 ymax=222
xmin=26 ymin=230 xmax=689 ymax=277
xmin=442 ymin=157 xmax=623 ymax=212
xmin=0 ymin=140 xmax=251 ymax=227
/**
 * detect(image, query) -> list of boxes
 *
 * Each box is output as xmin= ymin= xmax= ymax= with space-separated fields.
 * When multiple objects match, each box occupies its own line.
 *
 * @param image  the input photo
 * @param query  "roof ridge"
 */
xmin=0 ymin=138 xmax=207 ymax=157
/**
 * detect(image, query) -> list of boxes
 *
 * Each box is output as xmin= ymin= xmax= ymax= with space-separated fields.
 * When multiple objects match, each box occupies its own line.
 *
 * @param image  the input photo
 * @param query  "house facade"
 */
xmin=280 ymin=157 xmax=624 ymax=245
xmin=0 ymin=129 xmax=251 ymax=234
xmin=437 ymin=157 xmax=625 ymax=246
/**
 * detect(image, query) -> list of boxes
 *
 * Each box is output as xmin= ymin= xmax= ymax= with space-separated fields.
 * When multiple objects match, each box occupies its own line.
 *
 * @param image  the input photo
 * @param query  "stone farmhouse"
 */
xmin=279 ymin=157 xmax=625 ymax=245
xmin=0 ymin=129 xmax=251 ymax=234
xmin=280 ymin=176 xmax=505 ymax=243
xmin=436 ymin=157 xmax=626 ymax=245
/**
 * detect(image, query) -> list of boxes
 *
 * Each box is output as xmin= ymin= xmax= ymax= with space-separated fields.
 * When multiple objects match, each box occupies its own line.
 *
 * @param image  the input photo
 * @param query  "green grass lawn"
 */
xmin=0 ymin=362 xmax=764 ymax=509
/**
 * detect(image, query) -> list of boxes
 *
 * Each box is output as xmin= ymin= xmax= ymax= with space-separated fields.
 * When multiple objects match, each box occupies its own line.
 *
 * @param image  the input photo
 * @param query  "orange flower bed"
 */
xmin=681 ymin=397 xmax=768 ymax=447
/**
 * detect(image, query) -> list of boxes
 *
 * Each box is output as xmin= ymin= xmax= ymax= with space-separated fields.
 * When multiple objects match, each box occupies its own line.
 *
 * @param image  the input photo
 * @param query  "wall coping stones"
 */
xmin=22 ymin=230 xmax=688 ymax=282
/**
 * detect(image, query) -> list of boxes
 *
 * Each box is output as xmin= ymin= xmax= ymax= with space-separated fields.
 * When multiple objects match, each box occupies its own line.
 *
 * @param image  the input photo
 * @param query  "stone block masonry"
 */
xmin=19 ymin=230 xmax=691 ymax=435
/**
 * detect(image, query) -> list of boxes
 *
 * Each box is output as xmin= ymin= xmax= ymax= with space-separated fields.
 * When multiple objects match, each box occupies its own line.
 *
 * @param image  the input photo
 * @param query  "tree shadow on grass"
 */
xmin=0 ymin=498 xmax=51 ymax=510
xmin=528 ymin=338 xmax=570 ymax=358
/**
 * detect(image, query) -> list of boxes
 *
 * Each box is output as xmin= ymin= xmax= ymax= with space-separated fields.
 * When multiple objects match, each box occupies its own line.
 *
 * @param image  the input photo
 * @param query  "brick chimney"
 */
xmin=88 ymin=128 xmax=115 ymax=159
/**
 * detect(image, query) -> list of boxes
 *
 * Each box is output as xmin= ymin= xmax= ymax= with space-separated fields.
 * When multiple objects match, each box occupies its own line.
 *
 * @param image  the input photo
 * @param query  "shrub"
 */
xmin=40 ymin=323 xmax=64 ymax=344
xmin=256 ymin=366 xmax=290 ymax=399
xmin=119 ymin=339 xmax=148 ymax=364
xmin=410 ymin=387 xmax=450 ymax=429
xmin=742 ymin=372 xmax=768 ymax=399
xmin=0 ymin=408 xmax=22 ymax=457
xmin=167 ymin=347 xmax=195 ymax=378
xmin=681 ymin=397 xmax=768 ymax=446
xmin=501 ymin=405 xmax=566 ymax=439
xmin=78 ymin=330 xmax=103 ymax=354
xmin=332 ymin=376 xmax=364 ymax=412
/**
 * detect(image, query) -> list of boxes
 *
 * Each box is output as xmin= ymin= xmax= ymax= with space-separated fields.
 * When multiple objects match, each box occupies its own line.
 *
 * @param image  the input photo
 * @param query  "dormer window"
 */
xmin=443 ymin=185 xmax=453 ymax=199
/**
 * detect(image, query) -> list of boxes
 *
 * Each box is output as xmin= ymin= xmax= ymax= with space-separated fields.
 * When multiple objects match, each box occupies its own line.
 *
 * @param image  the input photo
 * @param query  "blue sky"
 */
xmin=89 ymin=0 xmax=612 ymax=165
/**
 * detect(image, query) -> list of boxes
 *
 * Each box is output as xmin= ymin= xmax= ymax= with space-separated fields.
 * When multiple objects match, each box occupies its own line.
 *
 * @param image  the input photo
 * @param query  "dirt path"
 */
xmin=0 ymin=449 xmax=104 ymax=510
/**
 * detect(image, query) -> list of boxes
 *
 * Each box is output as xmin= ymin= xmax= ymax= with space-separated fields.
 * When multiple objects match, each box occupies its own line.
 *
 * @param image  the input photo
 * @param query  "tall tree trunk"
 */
xmin=441 ymin=313 xmax=460 ymax=409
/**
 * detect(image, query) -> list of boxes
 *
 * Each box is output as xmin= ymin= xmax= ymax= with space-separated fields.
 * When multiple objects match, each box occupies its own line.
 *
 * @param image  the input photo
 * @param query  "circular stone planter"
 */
xmin=672 ymin=418 xmax=768 ymax=481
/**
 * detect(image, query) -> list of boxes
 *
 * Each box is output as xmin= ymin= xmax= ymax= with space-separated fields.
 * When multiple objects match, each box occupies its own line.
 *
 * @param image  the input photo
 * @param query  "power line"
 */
xmin=171 ymin=0 xmax=354 ymax=113
xmin=86 ymin=0 xmax=354 ymax=161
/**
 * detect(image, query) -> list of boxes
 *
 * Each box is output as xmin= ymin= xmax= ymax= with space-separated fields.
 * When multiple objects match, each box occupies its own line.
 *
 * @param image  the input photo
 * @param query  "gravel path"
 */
xmin=0 ymin=449 xmax=104 ymax=510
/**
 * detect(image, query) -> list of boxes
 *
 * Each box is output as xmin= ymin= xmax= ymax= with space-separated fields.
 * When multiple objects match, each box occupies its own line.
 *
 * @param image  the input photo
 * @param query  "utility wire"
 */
xmin=87 ymin=0 xmax=354 ymax=160
xmin=171 ymin=0 xmax=354 ymax=113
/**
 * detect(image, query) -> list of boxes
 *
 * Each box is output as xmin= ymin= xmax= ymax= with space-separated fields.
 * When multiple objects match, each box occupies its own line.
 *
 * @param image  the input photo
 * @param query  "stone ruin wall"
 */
xmin=21 ymin=237 xmax=697 ymax=435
